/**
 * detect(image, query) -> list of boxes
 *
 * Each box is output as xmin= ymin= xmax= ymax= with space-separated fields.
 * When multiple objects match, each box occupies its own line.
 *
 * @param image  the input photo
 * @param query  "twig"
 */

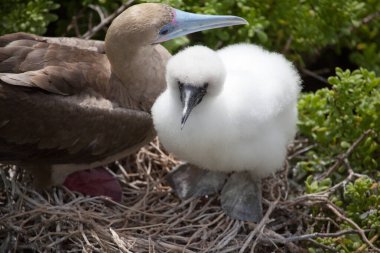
xmin=157 ymin=242 xmax=196 ymax=253
xmin=239 ymin=197 xmax=279 ymax=253
xmin=89 ymin=4 xmax=107 ymax=22
xmin=282 ymin=36 xmax=293 ymax=54
xmin=65 ymin=9 xmax=85 ymax=37
xmin=335 ymin=10 xmax=380 ymax=40
xmin=257 ymin=228 xmax=306 ymax=253
xmin=318 ymin=129 xmax=374 ymax=180
xmin=307 ymin=239 xmax=338 ymax=252
xmin=326 ymin=168 xmax=366 ymax=194
xmin=362 ymin=11 xmax=380 ymax=24
xmin=82 ymin=1 xmax=135 ymax=39
xmin=355 ymin=234 xmax=380 ymax=253
xmin=287 ymin=144 xmax=317 ymax=160
xmin=326 ymin=203 xmax=380 ymax=253
xmin=347 ymin=10 xmax=380 ymax=34
xmin=283 ymin=229 xmax=372 ymax=242
xmin=301 ymin=68 xmax=328 ymax=84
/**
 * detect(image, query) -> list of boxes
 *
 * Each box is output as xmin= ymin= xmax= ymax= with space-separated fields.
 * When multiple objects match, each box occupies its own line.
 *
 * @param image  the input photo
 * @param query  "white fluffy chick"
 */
xmin=152 ymin=44 xmax=301 ymax=222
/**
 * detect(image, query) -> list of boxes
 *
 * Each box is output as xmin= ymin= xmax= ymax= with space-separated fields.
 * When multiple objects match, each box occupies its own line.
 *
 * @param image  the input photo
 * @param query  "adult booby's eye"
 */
xmin=160 ymin=28 xmax=169 ymax=35
xmin=159 ymin=24 xmax=174 ymax=36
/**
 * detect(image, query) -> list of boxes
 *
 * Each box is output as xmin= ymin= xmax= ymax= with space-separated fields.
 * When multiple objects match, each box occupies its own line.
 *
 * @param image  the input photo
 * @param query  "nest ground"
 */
xmin=0 ymin=138 xmax=377 ymax=253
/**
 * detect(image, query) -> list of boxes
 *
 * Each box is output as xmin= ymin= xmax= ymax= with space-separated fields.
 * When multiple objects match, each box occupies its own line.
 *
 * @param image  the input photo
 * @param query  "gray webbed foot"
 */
xmin=166 ymin=163 xmax=227 ymax=199
xmin=221 ymin=171 xmax=263 ymax=222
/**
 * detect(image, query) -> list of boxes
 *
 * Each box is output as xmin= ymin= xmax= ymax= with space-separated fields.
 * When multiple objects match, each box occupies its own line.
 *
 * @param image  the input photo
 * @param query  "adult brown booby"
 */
xmin=0 ymin=3 xmax=247 ymax=200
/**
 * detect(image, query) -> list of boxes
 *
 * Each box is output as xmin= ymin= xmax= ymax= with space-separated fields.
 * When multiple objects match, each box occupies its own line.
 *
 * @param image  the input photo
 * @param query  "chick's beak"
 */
xmin=181 ymin=85 xmax=206 ymax=129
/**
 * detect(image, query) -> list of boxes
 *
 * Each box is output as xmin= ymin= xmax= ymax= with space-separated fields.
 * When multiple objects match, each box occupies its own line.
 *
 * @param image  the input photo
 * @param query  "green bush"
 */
xmin=0 ymin=0 xmax=59 ymax=35
xmin=140 ymin=0 xmax=380 ymax=73
xmin=310 ymin=177 xmax=380 ymax=252
xmin=298 ymin=68 xmax=380 ymax=177
xmin=0 ymin=0 xmax=126 ymax=37
xmin=299 ymin=68 xmax=380 ymax=251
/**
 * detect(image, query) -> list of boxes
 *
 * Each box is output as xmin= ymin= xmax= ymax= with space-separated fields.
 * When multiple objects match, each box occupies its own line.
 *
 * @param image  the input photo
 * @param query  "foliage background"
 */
xmin=0 ymin=0 xmax=379 ymax=252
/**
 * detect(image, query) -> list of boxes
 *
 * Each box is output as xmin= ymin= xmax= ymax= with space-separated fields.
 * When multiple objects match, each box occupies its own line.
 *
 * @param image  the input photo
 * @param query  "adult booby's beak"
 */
xmin=180 ymin=85 xmax=206 ymax=129
xmin=155 ymin=9 xmax=248 ymax=43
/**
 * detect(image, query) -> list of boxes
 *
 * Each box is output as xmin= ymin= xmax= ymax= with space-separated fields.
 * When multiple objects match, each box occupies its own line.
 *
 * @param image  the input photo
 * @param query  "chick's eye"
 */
xmin=201 ymin=83 xmax=209 ymax=93
xmin=178 ymin=82 xmax=184 ymax=91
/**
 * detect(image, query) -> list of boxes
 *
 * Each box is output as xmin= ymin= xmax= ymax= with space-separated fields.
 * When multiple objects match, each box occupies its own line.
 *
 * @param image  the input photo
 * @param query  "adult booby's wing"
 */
xmin=0 ymin=33 xmax=154 ymax=167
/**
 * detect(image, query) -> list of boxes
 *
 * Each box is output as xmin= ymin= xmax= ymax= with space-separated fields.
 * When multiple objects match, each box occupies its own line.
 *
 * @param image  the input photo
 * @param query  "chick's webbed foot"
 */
xmin=221 ymin=171 xmax=263 ymax=222
xmin=166 ymin=163 xmax=227 ymax=199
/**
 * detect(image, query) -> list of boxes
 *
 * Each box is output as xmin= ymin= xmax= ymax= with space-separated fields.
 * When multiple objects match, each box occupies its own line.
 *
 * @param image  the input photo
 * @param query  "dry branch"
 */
xmin=318 ymin=129 xmax=374 ymax=180
xmin=82 ymin=0 xmax=135 ymax=39
xmin=1 ymin=136 xmax=378 ymax=252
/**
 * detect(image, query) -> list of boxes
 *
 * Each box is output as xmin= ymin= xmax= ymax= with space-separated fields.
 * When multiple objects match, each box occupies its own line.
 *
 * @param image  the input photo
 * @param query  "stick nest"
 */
xmin=0 ymin=138 xmax=376 ymax=252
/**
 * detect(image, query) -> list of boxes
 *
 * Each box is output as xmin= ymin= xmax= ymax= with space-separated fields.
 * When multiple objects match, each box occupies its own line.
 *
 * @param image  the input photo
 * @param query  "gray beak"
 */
xmin=180 ymin=85 xmax=206 ymax=129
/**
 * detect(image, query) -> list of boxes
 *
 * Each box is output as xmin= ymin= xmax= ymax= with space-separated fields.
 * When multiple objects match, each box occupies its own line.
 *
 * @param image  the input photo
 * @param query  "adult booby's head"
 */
xmin=104 ymin=4 xmax=247 ymax=105
xmin=106 ymin=3 xmax=247 ymax=47
xmin=166 ymin=46 xmax=226 ymax=128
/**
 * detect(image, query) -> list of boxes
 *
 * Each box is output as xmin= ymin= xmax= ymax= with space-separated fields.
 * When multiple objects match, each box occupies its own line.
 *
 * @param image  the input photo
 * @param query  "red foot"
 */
xmin=63 ymin=167 xmax=122 ymax=202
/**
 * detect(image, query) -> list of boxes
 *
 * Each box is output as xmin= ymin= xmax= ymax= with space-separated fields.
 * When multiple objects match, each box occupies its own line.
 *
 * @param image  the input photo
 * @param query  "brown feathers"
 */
xmin=0 ymin=3 xmax=176 ymax=187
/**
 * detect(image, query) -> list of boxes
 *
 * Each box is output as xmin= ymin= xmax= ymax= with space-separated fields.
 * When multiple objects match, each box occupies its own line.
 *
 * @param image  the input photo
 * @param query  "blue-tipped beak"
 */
xmin=155 ymin=9 xmax=248 ymax=44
